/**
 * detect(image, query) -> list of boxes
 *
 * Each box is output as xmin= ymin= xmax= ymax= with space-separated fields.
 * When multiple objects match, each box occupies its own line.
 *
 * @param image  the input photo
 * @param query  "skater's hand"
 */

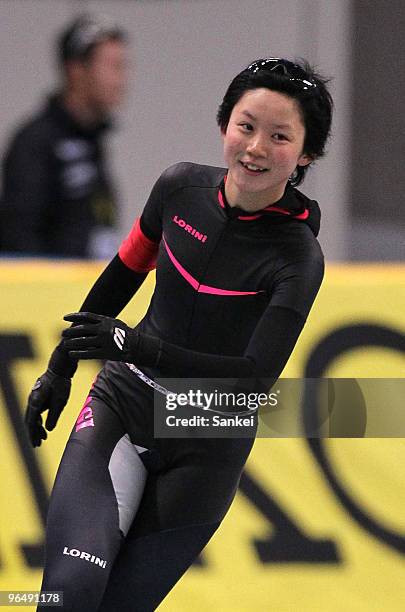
xmin=25 ymin=369 xmax=71 ymax=447
xmin=62 ymin=312 xmax=139 ymax=362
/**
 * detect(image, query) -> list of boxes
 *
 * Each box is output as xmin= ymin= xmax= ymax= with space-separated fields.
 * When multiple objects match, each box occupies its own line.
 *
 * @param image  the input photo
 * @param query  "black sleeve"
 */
xmin=138 ymin=170 xmax=165 ymax=242
xmin=138 ymin=305 xmax=304 ymax=382
xmin=267 ymin=250 xmax=325 ymax=319
xmin=50 ymin=254 xmax=147 ymax=377
xmin=139 ymin=162 xmax=186 ymax=241
xmin=79 ymin=254 xmax=147 ymax=316
xmin=1 ymin=128 xmax=52 ymax=253
xmin=136 ymin=254 xmax=324 ymax=383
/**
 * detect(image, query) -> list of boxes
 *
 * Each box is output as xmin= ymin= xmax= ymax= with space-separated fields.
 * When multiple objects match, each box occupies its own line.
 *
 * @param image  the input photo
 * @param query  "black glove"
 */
xmin=25 ymin=369 xmax=71 ymax=447
xmin=62 ymin=312 xmax=139 ymax=361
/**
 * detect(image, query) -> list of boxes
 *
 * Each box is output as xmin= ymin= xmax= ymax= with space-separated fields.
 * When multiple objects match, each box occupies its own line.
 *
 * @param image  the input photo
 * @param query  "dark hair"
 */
xmin=58 ymin=13 xmax=127 ymax=66
xmin=217 ymin=58 xmax=333 ymax=186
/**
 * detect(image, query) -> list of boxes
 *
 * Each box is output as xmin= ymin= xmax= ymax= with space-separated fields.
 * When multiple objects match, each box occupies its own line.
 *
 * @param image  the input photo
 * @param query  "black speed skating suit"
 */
xmin=39 ymin=162 xmax=324 ymax=611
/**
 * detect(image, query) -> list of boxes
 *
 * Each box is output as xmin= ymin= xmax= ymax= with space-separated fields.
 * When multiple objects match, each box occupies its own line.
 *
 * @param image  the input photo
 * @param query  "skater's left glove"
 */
xmin=62 ymin=312 xmax=140 ymax=361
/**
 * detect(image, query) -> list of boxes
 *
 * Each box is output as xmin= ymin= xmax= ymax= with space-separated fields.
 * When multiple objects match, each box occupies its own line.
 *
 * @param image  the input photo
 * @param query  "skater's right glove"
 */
xmin=25 ymin=342 xmax=77 ymax=448
xmin=25 ymin=370 xmax=71 ymax=447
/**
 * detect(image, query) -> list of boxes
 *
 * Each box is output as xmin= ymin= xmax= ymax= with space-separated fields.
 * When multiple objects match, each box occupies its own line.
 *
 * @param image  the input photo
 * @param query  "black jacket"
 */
xmin=0 ymin=94 xmax=116 ymax=257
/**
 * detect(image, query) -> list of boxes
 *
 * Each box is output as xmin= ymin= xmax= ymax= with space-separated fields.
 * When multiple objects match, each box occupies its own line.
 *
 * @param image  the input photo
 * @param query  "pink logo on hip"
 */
xmin=75 ymin=395 xmax=94 ymax=432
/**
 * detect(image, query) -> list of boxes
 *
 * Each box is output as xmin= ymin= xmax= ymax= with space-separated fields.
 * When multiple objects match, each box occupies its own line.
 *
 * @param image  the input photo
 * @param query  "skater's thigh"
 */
xmin=39 ymin=396 xmax=149 ymax=612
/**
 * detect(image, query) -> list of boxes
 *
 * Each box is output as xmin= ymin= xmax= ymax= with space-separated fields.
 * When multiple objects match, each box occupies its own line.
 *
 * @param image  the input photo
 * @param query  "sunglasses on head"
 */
xmin=247 ymin=58 xmax=317 ymax=91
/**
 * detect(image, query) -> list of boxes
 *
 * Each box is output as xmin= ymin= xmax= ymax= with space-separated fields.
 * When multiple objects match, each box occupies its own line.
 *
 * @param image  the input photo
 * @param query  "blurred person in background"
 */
xmin=0 ymin=13 xmax=128 ymax=258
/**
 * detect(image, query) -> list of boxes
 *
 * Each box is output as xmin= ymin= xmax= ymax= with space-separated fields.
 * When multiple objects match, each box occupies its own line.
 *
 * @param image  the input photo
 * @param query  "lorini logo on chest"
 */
xmin=172 ymin=215 xmax=207 ymax=243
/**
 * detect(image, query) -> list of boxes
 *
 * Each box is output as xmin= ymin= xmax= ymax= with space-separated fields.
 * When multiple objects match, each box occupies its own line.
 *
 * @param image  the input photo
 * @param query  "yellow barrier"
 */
xmin=1 ymin=261 xmax=404 ymax=611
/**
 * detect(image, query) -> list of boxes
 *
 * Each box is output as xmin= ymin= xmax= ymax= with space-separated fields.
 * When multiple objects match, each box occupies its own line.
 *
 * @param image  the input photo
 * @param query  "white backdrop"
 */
xmin=0 ymin=0 xmax=352 ymax=260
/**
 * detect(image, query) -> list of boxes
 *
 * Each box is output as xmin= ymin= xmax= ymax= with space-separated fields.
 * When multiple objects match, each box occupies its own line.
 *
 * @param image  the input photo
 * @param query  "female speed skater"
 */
xmin=25 ymin=57 xmax=333 ymax=611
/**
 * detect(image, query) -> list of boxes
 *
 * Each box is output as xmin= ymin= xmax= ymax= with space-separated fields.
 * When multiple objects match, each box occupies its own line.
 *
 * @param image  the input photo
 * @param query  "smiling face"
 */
xmin=222 ymin=88 xmax=312 ymax=210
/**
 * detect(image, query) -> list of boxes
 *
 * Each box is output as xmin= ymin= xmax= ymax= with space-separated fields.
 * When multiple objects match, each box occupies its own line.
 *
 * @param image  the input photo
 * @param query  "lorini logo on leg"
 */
xmin=63 ymin=547 xmax=107 ymax=568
